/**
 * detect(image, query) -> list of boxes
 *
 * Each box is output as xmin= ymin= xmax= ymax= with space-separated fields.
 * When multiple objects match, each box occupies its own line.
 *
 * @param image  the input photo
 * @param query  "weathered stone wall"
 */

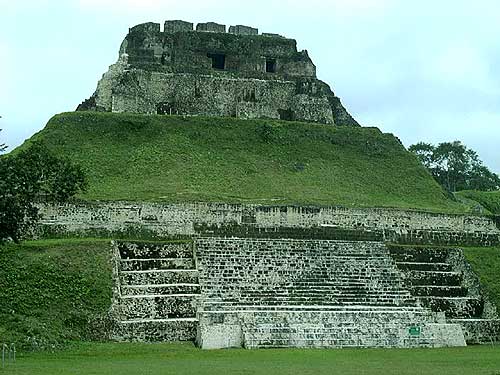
xmin=229 ymin=25 xmax=258 ymax=35
xmin=110 ymin=71 xmax=334 ymax=124
xmin=38 ymin=201 xmax=500 ymax=246
xmin=78 ymin=20 xmax=359 ymax=126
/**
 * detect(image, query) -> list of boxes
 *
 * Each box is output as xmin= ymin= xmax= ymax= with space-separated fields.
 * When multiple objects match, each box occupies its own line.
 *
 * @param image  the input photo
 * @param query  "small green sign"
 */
xmin=409 ymin=326 xmax=421 ymax=336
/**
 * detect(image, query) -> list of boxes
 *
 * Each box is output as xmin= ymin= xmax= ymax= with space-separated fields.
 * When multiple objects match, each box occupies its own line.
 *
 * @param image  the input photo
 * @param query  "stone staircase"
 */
xmin=196 ymin=238 xmax=465 ymax=349
xmin=111 ymin=240 xmax=200 ymax=342
xmin=388 ymin=245 xmax=500 ymax=343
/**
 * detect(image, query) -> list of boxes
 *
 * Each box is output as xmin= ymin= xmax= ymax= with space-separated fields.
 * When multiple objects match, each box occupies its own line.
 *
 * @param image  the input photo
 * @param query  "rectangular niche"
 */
xmin=207 ymin=53 xmax=226 ymax=70
xmin=266 ymin=58 xmax=277 ymax=73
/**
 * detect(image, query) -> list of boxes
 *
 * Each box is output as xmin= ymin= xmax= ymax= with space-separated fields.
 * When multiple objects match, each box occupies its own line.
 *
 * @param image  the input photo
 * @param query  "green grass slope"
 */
xmin=0 ymin=239 xmax=112 ymax=351
xmin=457 ymin=190 xmax=500 ymax=214
xmin=24 ymin=112 xmax=463 ymax=211
xmin=463 ymin=246 xmax=500 ymax=312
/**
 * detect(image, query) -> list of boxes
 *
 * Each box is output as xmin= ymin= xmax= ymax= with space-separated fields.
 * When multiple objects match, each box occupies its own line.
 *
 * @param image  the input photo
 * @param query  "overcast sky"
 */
xmin=1 ymin=0 xmax=499 ymax=172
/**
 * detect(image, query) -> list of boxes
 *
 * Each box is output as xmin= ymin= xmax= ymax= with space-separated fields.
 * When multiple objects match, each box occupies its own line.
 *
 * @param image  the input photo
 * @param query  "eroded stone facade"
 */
xmin=78 ymin=20 xmax=358 ymax=126
xmin=38 ymin=201 xmax=500 ymax=246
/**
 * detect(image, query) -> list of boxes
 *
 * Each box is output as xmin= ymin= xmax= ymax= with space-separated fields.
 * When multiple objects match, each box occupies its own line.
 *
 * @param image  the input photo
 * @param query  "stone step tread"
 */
xmin=248 ymin=344 xmax=433 ymax=348
xmin=119 ymin=318 xmax=199 ymax=324
xmin=412 ymin=285 xmax=465 ymax=289
xmin=242 ymin=290 xmax=411 ymax=294
xmin=121 ymin=258 xmax=194 ymax=261
xmin=396 ymin=262 xmax=451 ymax=266
xmin=236 ymin=297 xmax=413 ymax=302
xmin=121 ymin=269 xmax=198 ymax=274
xmin=121 ymin=293 xmax=200 ymax=299
xmin=199 ymin=305 xmax=428 ymax=311
xmin=200 ymin=309 xmax=428 ymax=314
xmin=405 ymin=270 xmax=460 ymax=274
xmin=248 ymin=343 xmax=433 ymax=347
xmin=418 ymin=296 xmax=480 ymax=301
xmin=124 ymin=283 xmax=201 ymax=288
xmin=449 ymin=318 xmax=500 ymax=323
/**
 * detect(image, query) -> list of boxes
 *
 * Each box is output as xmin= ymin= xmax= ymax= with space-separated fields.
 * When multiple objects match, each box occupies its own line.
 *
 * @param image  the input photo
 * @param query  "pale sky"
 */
xmin=1 ymin=0 xmax=499 ymax=172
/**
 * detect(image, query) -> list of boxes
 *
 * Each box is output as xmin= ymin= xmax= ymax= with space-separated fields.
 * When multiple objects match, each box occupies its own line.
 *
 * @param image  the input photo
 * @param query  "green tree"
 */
xmin=0 ymin=129 xmax=6 ymax=152
xmin=409 ymin=141 xmax=500 ymax=192
xmin=0 ymin=142 xmax=87 ymax=242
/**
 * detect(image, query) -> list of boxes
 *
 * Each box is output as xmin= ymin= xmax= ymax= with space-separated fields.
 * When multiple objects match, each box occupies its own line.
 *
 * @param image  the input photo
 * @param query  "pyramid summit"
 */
xmin=78 ymin=20 xmax=359 ymax=126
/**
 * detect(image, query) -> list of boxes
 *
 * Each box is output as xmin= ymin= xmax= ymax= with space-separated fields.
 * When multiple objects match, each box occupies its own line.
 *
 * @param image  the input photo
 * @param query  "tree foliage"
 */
xmin=409 ymin=141 xmax=500 ymax=192
xmin=0 ymin=142 xmax=87 ymax=242
xmin=0 ymin=129 xmax=6 ymax=153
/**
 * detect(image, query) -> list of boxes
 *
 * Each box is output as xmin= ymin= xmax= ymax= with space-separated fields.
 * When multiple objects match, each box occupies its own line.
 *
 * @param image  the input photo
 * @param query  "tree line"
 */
xmin=0 ymin=129 xmax=87 ymax=243
xmin=409 ymin=141 xmax=500 ymax=193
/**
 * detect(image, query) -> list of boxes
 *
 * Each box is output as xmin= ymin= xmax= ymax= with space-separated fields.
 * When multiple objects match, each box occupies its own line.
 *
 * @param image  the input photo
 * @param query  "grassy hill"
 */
xmin=456 ymin=190 xmax=500 ymax=215
xmin=22 ymin=111 xmax=463 ymax=212
xmin=464 ymin=246 xmax=500 ymax=313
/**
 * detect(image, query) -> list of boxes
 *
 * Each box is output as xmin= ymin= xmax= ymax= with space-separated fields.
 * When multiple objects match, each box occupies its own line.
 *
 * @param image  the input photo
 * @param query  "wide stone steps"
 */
xmin=411 ymin=285 xmax=468 ymax=297
xmin=239 ymin=287 xmax=412 ymax=294
xmin=396 ymin=262 xmax=452 ymax=272
xmin=196 ymin=239 xmax=466 ymax=349
xmin=402 ymin=271 xmax=462 ymax=286
xmin=117 ymin=241 xmax=193 ymax=259
xmin=122 ymin=283 xmax=201 ymax=295
xmin=419 ymin=296 xmax=484 ymax=318
xmin=388 ymin=247 xmax=449 ymax=263
xmin=120 ymin=269 xmax=199 ymax=285
xmin=199 ymin=304 xmax=431 ymax=313
xmin=120 ymin=258 xmax=195 ymax=271
xmin=388 ymin=246 xmax=485 ymax=320
xmin=231 ymin=299 xmax=413 ymax=307
xmin=203 ymin=280 xmax=406 ymax=288
xmin=112 ymin=240 xmax=200 ymax=342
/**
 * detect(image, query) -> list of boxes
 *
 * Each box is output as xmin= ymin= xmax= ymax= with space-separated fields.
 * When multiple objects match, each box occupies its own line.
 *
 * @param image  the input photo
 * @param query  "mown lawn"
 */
xmin=2 ymin=342 xmax=500 ymax=375
xmin=17 ymin=111 xmax=463 ymax=212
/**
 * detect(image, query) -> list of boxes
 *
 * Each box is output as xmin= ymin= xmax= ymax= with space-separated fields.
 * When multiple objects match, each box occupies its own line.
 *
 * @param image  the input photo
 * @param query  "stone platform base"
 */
xmin=197 ymin=307 xmax=466 ymax=349
xmin=113 ymin=318 xmax=198 ymax=342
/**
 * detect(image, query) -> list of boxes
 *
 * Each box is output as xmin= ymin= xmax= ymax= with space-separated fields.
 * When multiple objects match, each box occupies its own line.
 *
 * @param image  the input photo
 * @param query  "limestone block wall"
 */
xmin=37 ymin=201 xmax=500 ymax=246
xmin=110 ymin=71 xmax=334 ymax=124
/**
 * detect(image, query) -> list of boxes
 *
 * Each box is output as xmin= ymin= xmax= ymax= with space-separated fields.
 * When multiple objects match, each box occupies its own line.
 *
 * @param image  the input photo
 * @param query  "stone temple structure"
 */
xmin=78 ymin=20 xmax=359 ymax=126
xmin=59 ymin=21 xmax=500 ymax=349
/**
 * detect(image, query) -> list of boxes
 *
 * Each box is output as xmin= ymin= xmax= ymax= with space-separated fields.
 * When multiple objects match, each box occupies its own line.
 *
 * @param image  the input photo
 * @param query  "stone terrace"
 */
xmin=195 ymin=238 xmax=465 ymax=349
xmin=111 ymin=241 xmax=200 ymax=342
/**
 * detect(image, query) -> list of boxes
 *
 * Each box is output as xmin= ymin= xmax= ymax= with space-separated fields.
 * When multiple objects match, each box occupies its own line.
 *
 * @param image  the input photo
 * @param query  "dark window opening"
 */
xmin=266 ymin=59 xmax=277 ymax=73
xmin=278 ymin=109 xmax=294 ymax=121
xmin=194 ymin=83 xmax=202 ymax=98
xmin=208 ymin=53 xmax=226 ymax=70
xmin=157 ymin=102 xmax=173 ymax=115
xmin=243 ymin=89 xmax=257 ymax=102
